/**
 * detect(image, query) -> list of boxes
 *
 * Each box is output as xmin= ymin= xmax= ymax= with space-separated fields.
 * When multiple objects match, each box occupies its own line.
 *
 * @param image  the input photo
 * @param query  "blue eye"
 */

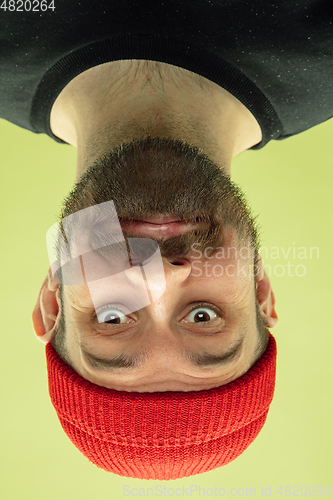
xmin=185 ymin=306 xmax=218 ymax=323
xmin=96 ymin=305 xmax=130 ymax=324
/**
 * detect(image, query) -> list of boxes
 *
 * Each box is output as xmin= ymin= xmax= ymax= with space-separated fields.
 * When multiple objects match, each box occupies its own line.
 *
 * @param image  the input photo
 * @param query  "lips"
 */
xmin=137 ymin=215 xmax=182 ymax=224
xmin=119 ymin=216 xmax=207 ymax=239
xmin=120 ymin=220 xmax=195 ymax=238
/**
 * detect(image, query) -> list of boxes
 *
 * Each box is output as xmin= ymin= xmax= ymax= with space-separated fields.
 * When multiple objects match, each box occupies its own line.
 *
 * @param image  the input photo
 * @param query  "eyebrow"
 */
xmin=81 ymin=350 xmax=143 ymax=370
xmin=81 ymin=335 xmax=244 ymax=371
xmin=187 ymin=335 xmax=244 ymax=367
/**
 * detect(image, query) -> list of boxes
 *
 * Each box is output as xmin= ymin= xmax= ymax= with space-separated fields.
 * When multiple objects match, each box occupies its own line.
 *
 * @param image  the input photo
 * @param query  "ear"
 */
xmin=32 ymin=268 xmax=61 ymax=344
xmin=255 ymin=255 xmax=278 ymax=328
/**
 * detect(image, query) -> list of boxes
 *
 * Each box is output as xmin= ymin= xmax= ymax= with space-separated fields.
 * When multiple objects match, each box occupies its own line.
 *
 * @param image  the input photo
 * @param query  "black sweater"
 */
xmin=0 ymin=0 xmax=332 ymax=149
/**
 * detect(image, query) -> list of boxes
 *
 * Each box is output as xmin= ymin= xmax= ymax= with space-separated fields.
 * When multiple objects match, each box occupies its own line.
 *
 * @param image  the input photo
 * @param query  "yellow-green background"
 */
xmin=0 ymin=115 xmax=332 ymax=499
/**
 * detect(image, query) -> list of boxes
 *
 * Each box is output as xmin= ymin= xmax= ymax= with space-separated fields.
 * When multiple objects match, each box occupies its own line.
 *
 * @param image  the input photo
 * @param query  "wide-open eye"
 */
xmin=96 ymin=305 xmax=131 ymax=324
xmin=183 ymin=305 xmax=219 ymax=323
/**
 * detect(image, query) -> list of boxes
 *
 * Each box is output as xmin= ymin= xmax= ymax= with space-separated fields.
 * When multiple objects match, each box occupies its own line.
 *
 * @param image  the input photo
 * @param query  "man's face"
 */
xmin=53 ymin=136 xmax=271 ymax=392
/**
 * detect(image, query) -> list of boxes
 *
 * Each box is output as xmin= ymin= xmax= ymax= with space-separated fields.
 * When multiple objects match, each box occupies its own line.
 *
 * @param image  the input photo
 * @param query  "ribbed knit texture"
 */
xmin=46 ymin=333 xmax=276 ymax=480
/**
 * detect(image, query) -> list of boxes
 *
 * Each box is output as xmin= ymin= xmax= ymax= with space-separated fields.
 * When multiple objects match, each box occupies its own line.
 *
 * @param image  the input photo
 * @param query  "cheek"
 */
xmin=189 ymin=257 xmax=254 ymax=299
xmin=66 ymin=285 xmax=94 ymax=309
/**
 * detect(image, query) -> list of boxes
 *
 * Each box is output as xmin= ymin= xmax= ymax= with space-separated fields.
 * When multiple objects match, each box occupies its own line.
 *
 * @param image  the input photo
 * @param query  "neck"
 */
xmin=50 ymin=60 xmax=262 ymax=180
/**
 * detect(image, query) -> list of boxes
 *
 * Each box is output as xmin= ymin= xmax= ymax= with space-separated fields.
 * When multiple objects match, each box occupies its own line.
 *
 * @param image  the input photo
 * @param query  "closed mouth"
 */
xmin=119 ymin=218 xmax=208 ymax=238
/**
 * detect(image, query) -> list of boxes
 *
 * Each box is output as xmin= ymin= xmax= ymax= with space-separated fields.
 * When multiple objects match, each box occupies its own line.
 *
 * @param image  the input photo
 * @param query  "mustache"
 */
xmin=59 ymin=211 xmax=222 ymax=263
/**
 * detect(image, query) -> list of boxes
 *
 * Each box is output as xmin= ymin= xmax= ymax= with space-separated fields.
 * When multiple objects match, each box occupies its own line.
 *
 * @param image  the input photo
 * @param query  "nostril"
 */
xmin=169 ymin=258 xmax=188 ymax=266
xmin=163 ymin=257 xmax=190 ymax=266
